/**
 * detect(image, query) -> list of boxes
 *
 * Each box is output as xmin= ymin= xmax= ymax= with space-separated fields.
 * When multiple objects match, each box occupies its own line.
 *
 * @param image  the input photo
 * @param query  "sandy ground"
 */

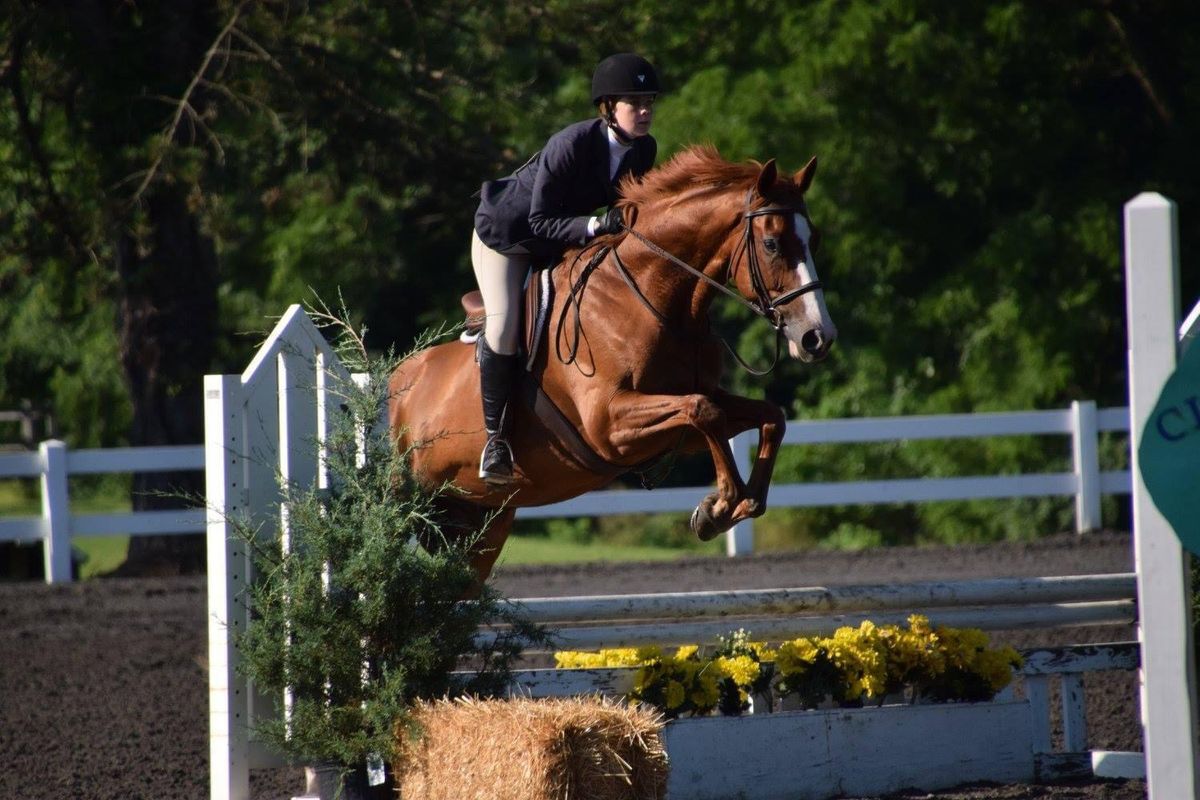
xmin=0 ymin=532 xmax=1146 ymax=799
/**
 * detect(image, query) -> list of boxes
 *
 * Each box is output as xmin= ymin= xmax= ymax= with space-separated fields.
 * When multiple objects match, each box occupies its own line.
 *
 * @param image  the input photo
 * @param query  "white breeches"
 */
xmin=471 ymin=229 xmax=530 ymax=355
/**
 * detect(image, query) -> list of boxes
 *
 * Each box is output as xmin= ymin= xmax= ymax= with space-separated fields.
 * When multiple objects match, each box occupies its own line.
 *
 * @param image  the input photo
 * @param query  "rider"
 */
xmin=471 ymin=53 xmax=661 ymax=484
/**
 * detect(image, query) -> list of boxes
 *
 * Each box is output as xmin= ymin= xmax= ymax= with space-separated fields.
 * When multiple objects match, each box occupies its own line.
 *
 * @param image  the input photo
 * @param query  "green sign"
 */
xmin=1139 ymin=337 xmax=1200 ymax=554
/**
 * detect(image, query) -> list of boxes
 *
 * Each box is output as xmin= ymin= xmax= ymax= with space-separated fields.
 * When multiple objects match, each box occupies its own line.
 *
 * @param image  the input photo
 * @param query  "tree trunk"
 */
xmin=112 ymin=186 xmax=218 ymax=576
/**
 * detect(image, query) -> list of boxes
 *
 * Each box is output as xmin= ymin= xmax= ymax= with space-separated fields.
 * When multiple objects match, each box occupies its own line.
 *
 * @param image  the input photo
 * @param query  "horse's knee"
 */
xmin=685 ymin=395 xmax=724 ymax=430
xmin=763 ymin=403 xmax=786 ymax=441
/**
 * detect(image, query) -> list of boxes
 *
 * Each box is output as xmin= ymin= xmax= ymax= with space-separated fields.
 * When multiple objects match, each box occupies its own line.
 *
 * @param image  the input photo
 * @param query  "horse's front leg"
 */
xmin=604 ymin=391 xmax=747 ymax=541
xmin=711 ymin=389 xmax=787 ymax=520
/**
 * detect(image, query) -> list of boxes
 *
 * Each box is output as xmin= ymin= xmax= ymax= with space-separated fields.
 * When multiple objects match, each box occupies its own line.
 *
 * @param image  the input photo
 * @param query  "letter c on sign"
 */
xmin=1156 ymin=407 xmax=1188 ymax=442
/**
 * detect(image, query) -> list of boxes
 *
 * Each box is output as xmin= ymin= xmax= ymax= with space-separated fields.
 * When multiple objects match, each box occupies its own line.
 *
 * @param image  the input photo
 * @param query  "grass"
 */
xmin=1 ymin=479 xmax=131 ymax=579
xmin=496 ymin=534 xmax=721 ymax=566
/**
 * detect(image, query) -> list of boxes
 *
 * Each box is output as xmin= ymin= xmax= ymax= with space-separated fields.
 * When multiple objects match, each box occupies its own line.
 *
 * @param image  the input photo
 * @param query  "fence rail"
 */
xmin=1 ymin=402 xmax=1132 ymax=583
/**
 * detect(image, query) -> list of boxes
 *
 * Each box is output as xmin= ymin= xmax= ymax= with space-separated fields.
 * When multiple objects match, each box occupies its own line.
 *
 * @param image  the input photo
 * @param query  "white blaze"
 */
xmin=786 ymin=212 xmax=836 ymax=357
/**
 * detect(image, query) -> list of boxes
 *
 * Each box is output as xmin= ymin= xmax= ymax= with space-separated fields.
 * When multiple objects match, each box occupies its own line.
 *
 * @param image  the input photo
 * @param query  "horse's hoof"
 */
xmin=690 ymin=505 xmax=721 ymax=541
xmin=736 ymin=498 xmax=762 ymax=519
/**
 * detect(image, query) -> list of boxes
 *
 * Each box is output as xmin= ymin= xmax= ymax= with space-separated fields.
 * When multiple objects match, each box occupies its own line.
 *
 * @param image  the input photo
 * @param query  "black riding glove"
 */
xmin=593 ymin=207 xmax=624 ymax=237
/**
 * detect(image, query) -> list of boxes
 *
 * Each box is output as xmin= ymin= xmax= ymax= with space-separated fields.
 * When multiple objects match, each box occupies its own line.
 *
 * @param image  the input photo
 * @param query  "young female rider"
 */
xmin=471 ymin=53 xmax=661 ymax=484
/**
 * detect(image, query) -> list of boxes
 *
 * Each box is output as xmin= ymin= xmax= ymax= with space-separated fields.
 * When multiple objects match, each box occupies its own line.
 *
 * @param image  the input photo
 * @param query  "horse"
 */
xmin=388 ymin=145 xmax=837 ymax=590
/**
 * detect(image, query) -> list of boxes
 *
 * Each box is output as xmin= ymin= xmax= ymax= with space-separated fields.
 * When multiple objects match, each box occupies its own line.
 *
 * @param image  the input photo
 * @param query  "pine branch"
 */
xmin=127 ymin=0 xmax=250 ymax=204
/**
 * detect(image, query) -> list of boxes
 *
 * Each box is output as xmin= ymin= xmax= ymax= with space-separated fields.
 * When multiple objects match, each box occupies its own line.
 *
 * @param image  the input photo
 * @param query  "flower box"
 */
xmin=663 ymin=699 xmax=1034 ymax=800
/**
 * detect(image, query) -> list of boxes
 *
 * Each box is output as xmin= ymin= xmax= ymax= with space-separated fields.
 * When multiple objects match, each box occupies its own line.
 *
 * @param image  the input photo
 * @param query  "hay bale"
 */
xmin=394 ymin=696 xmax=668 ymax=800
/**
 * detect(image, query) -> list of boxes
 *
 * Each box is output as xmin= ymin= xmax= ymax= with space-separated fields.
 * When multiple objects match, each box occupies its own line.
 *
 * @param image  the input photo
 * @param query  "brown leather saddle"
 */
xmin=459 ymin=271 xmax=620 ymax=477
xmin=459 ymin=267 xmax=550 ymax=372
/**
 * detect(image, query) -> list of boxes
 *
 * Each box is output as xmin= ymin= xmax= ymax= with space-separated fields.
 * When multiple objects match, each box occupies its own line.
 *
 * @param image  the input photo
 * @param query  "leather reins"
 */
xmin=609 ymin=190 xmax=824 ymax=375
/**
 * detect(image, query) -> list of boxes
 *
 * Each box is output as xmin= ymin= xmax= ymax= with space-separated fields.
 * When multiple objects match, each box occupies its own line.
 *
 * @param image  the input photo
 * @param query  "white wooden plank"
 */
xmin=664 ymin=709 xmax=837 ymax=800
xmin=506 ymin=574 xmax=1136 ymax=624
xmin=72 ymin=509 xmax=206 ymax=536
xmin=0 ymin=516 xmax=43 ymax=544
xmin=67 ymin=445 xmax=204 ymax=474
xmin=206 ymin=374 xmax=251 ymax=800
xmin=1019 ymin=642 xmax=1139 ymax=674
xmin=1125 ymin=192 xmax=1200 ymax=800
xmin=664 ymin=701 xmax=1033 ymax=800
xmin=1093 ymin=750 xmax=1147 ymax=779
xmin=1061 ymin=673 xmax=1088 ymax=751
xmin=1071 ymin=400 xmax=1102 ymax=532
xmin=1100 ymin=470 xmax=1133 ymax=494
xmin=507 ymin=667 xmax=637 ymax=699
xmin=828 ymin=702 xmax=1033 ymax=796
xmin=780 ymin=409 xmax=1071 ymax=444
xmin=1025 ymin=674 xmax=1052 ymax=753
xmin=769 ymin=473 xmax=1078 ymax=506
xmin=506 ymin=600 xmax=1136 ymax=651
xmin=0 ymin=451 xmax=42 ymax=478
xmin=40 ymin=440 xmax=71 ymax=584
xmin=1097 ymin=406 xmax=1131 ymax=431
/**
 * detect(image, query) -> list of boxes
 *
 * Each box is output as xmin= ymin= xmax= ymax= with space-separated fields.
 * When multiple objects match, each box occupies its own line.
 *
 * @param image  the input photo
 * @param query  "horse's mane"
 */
xmin=620 ymin=145 xmax=765 ymax=209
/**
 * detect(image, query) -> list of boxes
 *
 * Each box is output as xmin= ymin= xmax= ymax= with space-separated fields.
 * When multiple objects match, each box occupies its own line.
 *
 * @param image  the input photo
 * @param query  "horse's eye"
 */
xmin=762 ymin=237 xmax=779 ymax=255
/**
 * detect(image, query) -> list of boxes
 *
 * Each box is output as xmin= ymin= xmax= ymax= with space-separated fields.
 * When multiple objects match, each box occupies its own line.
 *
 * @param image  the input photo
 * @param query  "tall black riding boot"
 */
xmin=477 ymin=338 xmax=521 ymax=484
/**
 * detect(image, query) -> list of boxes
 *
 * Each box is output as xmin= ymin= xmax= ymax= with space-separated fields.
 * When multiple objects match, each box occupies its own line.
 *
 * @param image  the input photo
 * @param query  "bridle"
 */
xmin=608 ymin=190 xmax=824 ymax=374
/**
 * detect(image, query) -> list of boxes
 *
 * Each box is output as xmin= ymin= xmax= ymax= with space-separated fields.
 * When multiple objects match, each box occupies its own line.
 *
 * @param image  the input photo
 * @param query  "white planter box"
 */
xmin=664 ymin=700 xmax=1034 ymax=800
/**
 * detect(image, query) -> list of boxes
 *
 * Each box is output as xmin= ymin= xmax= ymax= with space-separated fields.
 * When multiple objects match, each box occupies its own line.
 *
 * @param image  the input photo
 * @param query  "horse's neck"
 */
xmin=612 ymin=199 xmax=739 ymax=329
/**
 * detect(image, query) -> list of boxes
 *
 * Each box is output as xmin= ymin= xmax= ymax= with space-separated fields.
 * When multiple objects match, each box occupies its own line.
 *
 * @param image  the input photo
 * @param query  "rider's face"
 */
xmin=612 ymin=95 xmax=655 ymax=138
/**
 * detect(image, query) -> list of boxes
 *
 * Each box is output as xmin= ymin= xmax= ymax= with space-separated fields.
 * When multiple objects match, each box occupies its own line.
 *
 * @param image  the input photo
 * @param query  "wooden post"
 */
xmin=40 ymin=439 xmax=71 ymax=584
xmin=206 ymin=374 xmax=251 ymax=800
xmin=726 ymin=431 xmax=754 ymax=556
xmin=1124 ymin=192 xmax=1199 ymax=798
xmin=1070 ymin=400 xmax=1101 ymax=534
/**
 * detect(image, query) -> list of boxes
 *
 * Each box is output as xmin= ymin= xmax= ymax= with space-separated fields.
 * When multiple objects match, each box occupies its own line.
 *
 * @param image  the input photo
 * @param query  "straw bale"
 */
xmin=394 ymin=696 xmax=668 ymax=800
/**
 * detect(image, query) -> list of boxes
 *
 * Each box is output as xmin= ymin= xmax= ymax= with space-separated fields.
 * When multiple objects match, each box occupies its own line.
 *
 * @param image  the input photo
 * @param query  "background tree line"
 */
xmin=1 ymin=0 xmax=1196 ymax=570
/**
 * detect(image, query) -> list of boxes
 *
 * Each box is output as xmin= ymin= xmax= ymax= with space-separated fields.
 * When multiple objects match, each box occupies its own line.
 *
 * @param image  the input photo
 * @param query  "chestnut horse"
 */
xmin=388 ymin=145 xmax=836 ymax=588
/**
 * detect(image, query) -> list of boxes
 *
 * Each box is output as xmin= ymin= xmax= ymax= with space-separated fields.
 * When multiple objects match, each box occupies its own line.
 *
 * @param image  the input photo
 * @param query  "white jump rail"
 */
xmin=481 ymin=573 xmax=1138 ymax=652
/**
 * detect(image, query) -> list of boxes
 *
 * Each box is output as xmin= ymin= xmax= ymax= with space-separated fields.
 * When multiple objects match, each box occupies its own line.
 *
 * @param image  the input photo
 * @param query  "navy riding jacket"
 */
xmin=474 ymin=117 xmax=657 ymax=261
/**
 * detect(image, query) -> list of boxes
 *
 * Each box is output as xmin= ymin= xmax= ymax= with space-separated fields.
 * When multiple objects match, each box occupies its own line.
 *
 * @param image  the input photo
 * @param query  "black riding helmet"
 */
xmin=591 ymin=53 xmax=661 ymax=105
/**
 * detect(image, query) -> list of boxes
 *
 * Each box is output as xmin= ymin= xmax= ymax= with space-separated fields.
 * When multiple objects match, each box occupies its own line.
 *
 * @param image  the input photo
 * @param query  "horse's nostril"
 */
xmin=801 ymin=329 xmax=824 ymax=354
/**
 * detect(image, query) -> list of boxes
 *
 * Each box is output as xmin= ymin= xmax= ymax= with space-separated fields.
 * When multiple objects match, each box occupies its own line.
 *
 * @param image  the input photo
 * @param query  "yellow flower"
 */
xmin=665 ymin=680 xmax=686 ymax=710
xmin=749 ymin=641 xmax=778 ymax=662
xmin=775 ymin=637 xmax=821 ymax=676
xmin=713 ymin=655 xmax=760 ymax=688
xmin=634 ymin=645 xmax=664 ymax=663
xmin=674 ymin=645 xmax=699 ymax=660
xmin=553 ymin=650 xmax=606 ymax=669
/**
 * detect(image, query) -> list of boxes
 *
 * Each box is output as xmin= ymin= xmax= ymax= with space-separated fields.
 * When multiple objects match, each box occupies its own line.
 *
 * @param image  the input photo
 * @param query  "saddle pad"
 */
xmin=524 ymin=268 xmax=553 ymax=372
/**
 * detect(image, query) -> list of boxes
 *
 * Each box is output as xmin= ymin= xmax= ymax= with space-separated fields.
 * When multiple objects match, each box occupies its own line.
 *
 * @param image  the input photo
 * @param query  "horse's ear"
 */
xmin=794 ymin=156 xmax=818 ymax=194
xmin=755 ymin=159 xmax=778 ymax=198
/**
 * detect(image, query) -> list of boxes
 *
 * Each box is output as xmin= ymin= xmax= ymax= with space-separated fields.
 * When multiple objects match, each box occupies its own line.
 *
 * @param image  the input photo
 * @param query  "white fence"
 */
xmin=0 ymin=442 xmax=204 ymax=581
xmin=1 ymin=400 xmax=1132 ymax=582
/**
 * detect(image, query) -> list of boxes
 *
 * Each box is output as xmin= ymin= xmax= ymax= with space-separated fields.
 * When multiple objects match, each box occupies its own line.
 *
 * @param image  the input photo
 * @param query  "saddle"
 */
xmin=460 ymin=268 xmax=553 ymax=373
xmin=459 ymin=271 xmax=618 ymax=476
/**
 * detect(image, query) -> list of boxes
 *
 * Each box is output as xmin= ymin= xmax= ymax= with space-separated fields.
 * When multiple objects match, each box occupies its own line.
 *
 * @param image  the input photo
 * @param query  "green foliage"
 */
xmin=233 ymin=307 xmax=544 ymax=766
xmin=5 ymin=1 xmax=1200 ymax=549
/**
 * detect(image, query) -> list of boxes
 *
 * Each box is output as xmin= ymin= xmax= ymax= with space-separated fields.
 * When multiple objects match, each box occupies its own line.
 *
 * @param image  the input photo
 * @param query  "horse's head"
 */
xmin=730 ymin=157 xmax=837 ymax=363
